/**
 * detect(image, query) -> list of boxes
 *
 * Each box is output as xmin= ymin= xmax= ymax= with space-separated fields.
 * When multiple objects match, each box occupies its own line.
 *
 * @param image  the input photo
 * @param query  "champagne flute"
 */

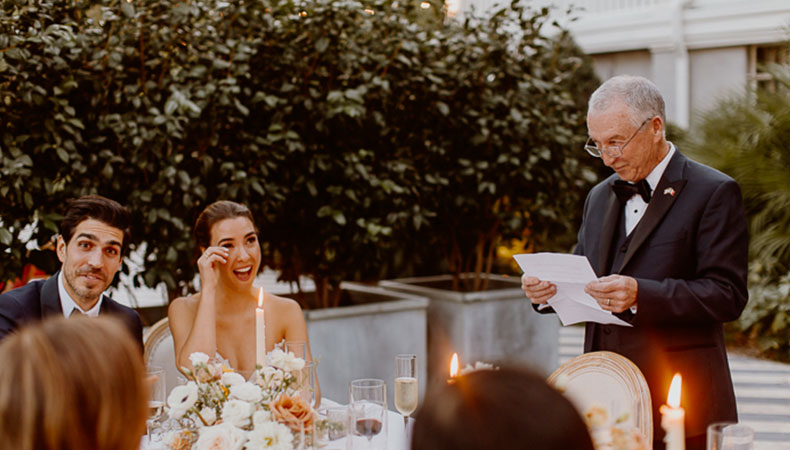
xmin=146 ymin=366 xmax=166 ymax=440
xmin=296 ymin=361 xmax=316 ymax=406
xmin=349 ymin=379 xmax=386 ymax=449
xmin=394 ymin=354 xmax=418 ymax=428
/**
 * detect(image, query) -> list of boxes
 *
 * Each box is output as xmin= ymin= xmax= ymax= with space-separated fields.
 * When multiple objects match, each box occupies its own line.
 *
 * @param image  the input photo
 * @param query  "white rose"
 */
xmin=257 ymin=366 xmax=285 ymax=387
xmin=167 ymin=382 xmax=198 ymax=419
xmin=230 ymin=382 xmax=263 ymax=403
xmin=194 ymin=423 xmax=247 ymax=450
xmin=189 ymin=352 xmax=211 ymax=367
xmin=246 ymin=421 xmax=294 ymax=450
xmin=252 ymin=410 xmax=272 ymax=428
xmin=199 ymin=406 xmax=217 ymax=426
xmin=222 ymin=371 xmax=247 ymax=387
xmin=221 ymin=399 xmax=254 ymax=428
xmin=268 ymin=349 xmax=305 ymax=372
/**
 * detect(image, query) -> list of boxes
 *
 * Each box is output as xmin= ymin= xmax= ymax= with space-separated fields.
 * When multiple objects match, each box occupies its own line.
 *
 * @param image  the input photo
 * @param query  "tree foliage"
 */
xmin=1 ymin=0 xmax=599 ymax=307
xmin=680 ymin=63 xmax=790 ymax=359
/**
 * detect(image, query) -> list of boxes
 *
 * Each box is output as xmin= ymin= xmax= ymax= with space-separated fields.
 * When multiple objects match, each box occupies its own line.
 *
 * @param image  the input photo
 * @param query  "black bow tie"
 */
xmin=612 ymin=179 xmax=652 ymax=203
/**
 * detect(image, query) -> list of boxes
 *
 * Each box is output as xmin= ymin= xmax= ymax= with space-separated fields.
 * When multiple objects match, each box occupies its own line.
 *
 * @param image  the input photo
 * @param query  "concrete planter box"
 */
xmin=379 ymin=274 xmax=559 ymax=382
xmin=298 ymin=282 xmax=429 ymax=407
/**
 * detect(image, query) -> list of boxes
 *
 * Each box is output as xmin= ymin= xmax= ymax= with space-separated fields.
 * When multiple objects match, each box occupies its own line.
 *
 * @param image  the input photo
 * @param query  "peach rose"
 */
xmin=269 ymin=393 xmax=315 ymax=432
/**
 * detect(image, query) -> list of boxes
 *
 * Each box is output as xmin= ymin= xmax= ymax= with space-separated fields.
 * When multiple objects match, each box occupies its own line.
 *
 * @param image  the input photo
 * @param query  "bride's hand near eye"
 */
xmin=197 ymin=247 xmax=229 ymax=291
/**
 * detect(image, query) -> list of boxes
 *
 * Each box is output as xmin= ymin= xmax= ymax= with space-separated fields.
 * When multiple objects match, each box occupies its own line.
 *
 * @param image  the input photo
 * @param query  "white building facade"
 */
xmin=464 ymin=0 xmax=790 ymax=127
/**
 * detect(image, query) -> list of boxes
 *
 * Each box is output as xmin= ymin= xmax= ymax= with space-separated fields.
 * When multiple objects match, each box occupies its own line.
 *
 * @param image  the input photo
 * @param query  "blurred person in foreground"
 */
xmin=411 ymin=367 xmax=594 ymax=450
xmin=522 ymin=75 xmax=748 ymax=449
xmin=0 ymin=195 xmax=143 ymax=346
xmin=0 ymin=316 xmax=148 ymax=450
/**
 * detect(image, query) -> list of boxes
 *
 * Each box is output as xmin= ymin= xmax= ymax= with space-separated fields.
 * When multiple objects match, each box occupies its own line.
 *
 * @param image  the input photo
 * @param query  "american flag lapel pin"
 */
xmin=664 ymin=187 xmax=676 ymax=196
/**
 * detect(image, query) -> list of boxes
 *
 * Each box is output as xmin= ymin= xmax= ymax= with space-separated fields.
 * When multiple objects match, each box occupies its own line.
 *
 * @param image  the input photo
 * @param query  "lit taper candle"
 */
xmin=256 ymin=287 xmax=266 ymax=367
xmin=660 ymin=373 xmax=685 ymax=450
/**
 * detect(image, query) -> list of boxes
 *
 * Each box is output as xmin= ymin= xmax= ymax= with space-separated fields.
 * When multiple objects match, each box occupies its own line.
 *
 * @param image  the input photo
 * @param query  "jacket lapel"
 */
xmin=619 ymin=152 xmax=688 ymax=272
xmin=596 ymin=183 xmax=621 ymax=276
xmin=40 ymin=271 xmax=63 ymax=318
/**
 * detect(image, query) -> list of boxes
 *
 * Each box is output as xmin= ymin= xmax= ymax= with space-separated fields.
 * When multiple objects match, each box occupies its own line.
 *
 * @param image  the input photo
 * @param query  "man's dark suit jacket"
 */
xmin=0 ymin=272 xmax=144 ymax=347
xmin=549 ymin=150 xmax=748 ymax=446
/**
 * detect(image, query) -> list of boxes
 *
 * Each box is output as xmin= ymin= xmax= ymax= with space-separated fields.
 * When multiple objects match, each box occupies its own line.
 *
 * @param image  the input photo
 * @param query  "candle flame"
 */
xmin=667 ymin=373 xmax=682 ymax=408
xmin=450 ymin=353 xmax=459 ymax=378
xmin=258 ymin=287 xmax=264 ymax=308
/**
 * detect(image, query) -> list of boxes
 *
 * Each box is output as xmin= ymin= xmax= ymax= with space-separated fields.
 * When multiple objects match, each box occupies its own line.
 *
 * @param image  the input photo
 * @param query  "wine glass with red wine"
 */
xmin=350 ymin=379 xmax=387 ymax=449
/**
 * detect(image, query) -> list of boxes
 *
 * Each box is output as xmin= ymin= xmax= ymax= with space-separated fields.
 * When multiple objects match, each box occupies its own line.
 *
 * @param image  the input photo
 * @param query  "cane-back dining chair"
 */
xmin=143 ymin=317 xmax=182 ymax=394
xmin=547 ymin=350 xmax=653 ymax=447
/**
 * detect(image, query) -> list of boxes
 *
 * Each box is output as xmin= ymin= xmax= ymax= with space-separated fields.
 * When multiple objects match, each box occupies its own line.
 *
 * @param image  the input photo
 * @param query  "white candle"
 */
xmin=660 ymin=373 xmax=685 ymax=450
xmin=256 ymin=287 xmax=266 ymax=368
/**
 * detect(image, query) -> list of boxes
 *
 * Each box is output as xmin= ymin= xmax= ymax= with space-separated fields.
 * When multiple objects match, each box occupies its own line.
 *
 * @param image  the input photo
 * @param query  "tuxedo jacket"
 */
xmin=569 ymin=151 xmax=748 ymax=443
xmin=0 ymin=272 xmax=144 ymax=348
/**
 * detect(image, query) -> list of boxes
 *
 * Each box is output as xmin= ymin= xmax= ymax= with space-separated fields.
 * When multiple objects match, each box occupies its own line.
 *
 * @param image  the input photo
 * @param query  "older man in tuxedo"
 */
xmin=0 ymin=195 xmax=143 ymax=346
xmin=522 ymin=75 xmax=748 ymax=449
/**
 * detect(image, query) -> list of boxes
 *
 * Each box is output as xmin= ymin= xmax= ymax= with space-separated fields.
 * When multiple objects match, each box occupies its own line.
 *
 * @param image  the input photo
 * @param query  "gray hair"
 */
xmin=588 ymin=75 xmax=666 ymax=127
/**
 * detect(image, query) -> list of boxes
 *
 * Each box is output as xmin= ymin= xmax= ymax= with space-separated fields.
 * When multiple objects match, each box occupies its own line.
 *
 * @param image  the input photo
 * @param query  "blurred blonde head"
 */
xmin=0 ymin=316 xmax=148 ymax=450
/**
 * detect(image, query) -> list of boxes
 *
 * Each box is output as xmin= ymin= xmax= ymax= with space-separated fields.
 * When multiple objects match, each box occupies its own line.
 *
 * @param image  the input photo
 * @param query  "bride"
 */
xmin=169 ymin=201 xmax=320 ymax=403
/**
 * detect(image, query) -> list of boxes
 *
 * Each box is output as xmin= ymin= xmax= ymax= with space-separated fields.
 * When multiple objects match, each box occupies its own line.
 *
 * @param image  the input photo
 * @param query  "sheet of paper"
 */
xmin=513 ymin=253 xmax=632 ymax=327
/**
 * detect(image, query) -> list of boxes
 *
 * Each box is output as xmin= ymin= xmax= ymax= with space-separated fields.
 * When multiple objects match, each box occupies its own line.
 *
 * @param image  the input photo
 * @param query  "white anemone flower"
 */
xmin=167 ymin=381 xmax=198 ymax=419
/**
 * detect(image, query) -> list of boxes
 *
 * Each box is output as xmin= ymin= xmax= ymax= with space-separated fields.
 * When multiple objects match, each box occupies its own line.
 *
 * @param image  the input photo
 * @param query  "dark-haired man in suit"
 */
xmin=0 ymin=195 xmax=143 ymax=346
xmin=522 ymin=75 xmax=748 ymax=449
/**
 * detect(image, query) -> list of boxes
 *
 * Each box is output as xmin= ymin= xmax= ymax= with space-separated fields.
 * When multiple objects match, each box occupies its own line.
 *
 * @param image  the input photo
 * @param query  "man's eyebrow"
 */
xmin=74 ymin=233 xmax=122 ymax=248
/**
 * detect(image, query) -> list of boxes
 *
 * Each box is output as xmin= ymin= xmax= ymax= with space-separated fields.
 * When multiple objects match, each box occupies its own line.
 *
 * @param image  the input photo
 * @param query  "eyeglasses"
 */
xmin=584 ymin=118 xmax=652 ymax=158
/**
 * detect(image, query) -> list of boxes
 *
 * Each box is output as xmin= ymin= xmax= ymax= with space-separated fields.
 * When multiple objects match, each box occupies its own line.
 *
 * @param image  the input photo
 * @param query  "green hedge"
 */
xmin=681 ymin=63 xmax=790 ymax=359
xmin=0 ymin=0 xmax=599 ymax=307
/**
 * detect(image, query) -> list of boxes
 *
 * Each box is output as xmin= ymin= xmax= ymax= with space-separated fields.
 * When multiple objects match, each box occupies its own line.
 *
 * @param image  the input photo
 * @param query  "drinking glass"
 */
xmin=295 ymin=361 xmax=317 ymax=407
xmin=146 ymin=366 xmax=166 ymax=439
xmin=286 ymin=341 xmax=308 ymax=360
xmin=349 ymin=379 xmax=387 ymax=449
xmin=394 ymin=354 xmax=418 ymax=428
xmin=707 ymin=422 xmax=754 ymax=450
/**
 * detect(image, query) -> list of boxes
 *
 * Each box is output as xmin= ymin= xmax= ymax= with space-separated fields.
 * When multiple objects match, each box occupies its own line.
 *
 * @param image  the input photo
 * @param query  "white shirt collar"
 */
xmin=644 ymin=142 xmax=676 ymax=192
xmin=58 ymin=271 xmax=104 ymax=318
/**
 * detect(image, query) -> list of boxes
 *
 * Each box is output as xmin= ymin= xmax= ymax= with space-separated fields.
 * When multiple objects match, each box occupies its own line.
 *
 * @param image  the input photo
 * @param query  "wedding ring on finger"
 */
xmin=606 ymin=298 xmax=611 ymax=306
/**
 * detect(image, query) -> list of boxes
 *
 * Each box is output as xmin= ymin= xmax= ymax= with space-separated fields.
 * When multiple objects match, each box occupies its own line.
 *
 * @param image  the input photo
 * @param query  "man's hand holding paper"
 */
xmin=514 ymin=253 xmax=632 ymax=327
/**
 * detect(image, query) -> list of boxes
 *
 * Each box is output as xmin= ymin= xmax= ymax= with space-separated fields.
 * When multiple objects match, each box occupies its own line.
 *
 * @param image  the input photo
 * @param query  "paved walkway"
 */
xmin=559 ymin=326 xmax=790 ymax=449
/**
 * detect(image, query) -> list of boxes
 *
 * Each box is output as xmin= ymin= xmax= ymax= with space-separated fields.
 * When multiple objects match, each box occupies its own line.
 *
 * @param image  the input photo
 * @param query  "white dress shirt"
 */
xmin=58 ymin=271 xmax=104 ymax=318
xmin=623 ymin=143 xmax=676 ymax=235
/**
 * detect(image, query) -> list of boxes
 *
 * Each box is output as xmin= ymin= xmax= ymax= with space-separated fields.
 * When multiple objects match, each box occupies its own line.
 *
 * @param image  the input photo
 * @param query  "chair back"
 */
xmin=548 ymin=351 xmax=652 ymax=447
xmin=143 ymin=317 xmax=182 ymax=394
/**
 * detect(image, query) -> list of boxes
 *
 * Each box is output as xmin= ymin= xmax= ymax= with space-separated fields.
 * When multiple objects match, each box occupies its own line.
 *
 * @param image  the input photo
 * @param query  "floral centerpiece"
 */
xmin=163 ymin=350 xmax=319 ymax=450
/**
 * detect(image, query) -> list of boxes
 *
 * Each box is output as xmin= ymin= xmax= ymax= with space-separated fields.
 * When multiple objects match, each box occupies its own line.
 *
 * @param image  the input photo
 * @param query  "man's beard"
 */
xmin=65 ymin=268 xmax=108 ymax=302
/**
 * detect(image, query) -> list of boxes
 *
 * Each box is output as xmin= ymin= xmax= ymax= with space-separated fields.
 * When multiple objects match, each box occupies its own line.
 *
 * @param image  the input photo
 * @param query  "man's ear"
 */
xmin=56 ymin=236 xmax=66 ymax=263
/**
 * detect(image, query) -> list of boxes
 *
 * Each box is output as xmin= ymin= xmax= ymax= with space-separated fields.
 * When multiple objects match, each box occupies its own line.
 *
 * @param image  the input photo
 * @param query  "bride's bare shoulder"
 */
xmin=266 ymin=293 xmax=303 ymax=313
xmin=168 ymin=293 xmax=201 ymax=318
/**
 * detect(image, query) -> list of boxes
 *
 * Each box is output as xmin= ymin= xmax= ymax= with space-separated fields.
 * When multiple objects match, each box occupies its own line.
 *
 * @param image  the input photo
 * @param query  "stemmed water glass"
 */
xmin=146 ymin=366 xmax=166 ymax=440
xmin=394 ymin=354 xmax=418 ymax=428
xmin=349 ymin=379 xmax=386 ymax=449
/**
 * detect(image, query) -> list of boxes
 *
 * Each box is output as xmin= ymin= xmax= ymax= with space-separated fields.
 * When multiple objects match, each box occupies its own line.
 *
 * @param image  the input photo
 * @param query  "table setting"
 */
xmin=142 ymin=350 xmax=415 ymax=450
